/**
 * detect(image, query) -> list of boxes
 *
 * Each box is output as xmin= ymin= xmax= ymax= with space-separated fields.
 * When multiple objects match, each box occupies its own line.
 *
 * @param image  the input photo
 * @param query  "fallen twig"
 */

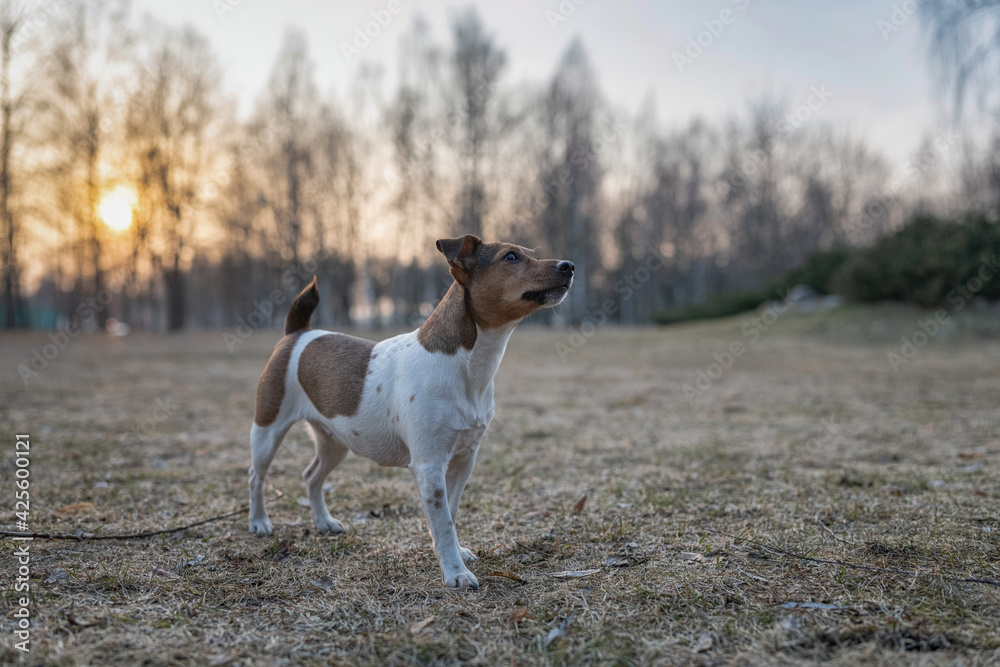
xmin=702 ymin=528 xmax=1000 ymax=589
xmin=0 ymin=505 xmax=248 ymax=542
xmin=487 ymin=569 xmax=527 ymax=583
xmin=813 ymin=513 xmax=855 ymax=545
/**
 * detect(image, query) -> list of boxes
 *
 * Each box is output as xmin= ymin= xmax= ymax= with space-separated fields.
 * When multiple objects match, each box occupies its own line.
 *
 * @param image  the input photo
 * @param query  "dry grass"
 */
xmin=2 ymin=305 xmax=1000 ymax=666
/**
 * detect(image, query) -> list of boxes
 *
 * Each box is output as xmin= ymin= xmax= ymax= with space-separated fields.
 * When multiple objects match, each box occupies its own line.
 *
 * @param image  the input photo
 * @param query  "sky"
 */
xmin=130 ymin=0 xmax=944 ymax=168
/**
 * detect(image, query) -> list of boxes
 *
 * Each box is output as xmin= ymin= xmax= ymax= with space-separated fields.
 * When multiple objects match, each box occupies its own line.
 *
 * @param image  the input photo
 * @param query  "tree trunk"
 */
xmin=0 ymin=19 xmax=18 ymax=329
xmin=166 ymin=255 xmax=185 ymax=331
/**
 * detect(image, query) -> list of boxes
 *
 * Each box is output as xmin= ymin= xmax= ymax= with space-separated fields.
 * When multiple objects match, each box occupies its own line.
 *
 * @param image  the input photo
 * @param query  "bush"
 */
xmin=771 ymin=247 xmax=853 ymax=295
xmin=831 ymin=215 xmax=1000 ymax=307
xmin=653 ymin=289 xmax=769 ymax=325
xmin=652 ymin=214 xmax=1000 ymax=325
xmin=652 ymin=247 xmax=855 ymax=326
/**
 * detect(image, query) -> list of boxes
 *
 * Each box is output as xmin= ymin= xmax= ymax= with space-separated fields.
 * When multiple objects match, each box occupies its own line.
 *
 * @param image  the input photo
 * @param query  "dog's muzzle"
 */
xmin=522 ymin=261 xmax=574 ymax=305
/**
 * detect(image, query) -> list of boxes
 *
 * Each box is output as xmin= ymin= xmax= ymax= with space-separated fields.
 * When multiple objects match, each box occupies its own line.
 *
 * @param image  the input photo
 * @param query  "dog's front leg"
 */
xmin=410 ymin=463 xmax=479 ymax=589
xmin=446 ymin=451 xmax=479 ymax=564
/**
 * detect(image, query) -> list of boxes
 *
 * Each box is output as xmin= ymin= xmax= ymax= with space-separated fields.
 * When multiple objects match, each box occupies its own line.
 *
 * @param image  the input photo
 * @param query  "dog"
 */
xmin=247 ymin=234 xmax=574 ymax=588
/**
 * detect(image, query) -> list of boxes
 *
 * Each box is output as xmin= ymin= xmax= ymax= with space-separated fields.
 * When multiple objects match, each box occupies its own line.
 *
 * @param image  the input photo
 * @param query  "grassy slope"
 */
xmin=1 ymin=306 xmax=999 ymax=665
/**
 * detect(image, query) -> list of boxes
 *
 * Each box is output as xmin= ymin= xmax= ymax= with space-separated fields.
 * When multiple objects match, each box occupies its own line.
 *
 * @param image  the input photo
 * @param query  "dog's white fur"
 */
xmin=247 ymin=235 xmax=573 ymax=589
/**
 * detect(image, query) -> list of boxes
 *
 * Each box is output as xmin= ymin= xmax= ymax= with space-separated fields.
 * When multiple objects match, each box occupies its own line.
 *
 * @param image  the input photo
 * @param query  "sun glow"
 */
xmin=98 ymin=186 xmax=137 ymax=232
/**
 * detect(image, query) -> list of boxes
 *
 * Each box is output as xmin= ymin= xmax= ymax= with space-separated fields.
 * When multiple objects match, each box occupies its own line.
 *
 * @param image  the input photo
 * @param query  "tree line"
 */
xmin=0 ymin=0 xmax=997 ymax=332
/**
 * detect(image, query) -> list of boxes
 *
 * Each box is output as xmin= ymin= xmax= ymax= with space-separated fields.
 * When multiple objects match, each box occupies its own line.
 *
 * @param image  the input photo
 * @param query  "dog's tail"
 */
xmin=285 ymin=277 xmax=319 ymax=335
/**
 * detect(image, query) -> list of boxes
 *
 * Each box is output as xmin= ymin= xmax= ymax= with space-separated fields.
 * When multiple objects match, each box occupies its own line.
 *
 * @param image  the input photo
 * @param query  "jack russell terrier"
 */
xmin=247 ymin=234 xmax=574 ymax=589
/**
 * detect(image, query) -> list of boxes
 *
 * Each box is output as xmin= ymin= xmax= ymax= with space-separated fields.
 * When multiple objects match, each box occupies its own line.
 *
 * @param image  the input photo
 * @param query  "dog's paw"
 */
xmin=459 ymin=547 xmax=478 ymax=563
xmin=447 ymin=568 xmax=479 ymax=590
xmin=315 ymin=516 xmax=345 ymax=534
xmin=248 ymin=517 xmax=273 ymax=535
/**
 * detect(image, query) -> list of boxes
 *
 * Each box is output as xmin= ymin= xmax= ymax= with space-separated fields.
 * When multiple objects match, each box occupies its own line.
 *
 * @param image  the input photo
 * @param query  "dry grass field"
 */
xmin=2 ymin=305 xmax=1000 ymax=666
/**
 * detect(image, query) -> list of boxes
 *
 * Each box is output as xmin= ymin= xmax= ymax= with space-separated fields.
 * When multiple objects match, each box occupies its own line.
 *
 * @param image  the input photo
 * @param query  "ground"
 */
xmin=1 ymin=304 xmax=999 ymax=666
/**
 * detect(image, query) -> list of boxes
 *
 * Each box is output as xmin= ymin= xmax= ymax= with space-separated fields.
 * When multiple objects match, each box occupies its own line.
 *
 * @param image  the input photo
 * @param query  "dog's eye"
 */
xmin=504 ymin=252 xmax=518 ymax=262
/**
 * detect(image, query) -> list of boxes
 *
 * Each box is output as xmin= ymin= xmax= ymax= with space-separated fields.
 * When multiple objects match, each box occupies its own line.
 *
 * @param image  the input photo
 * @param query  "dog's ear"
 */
xmin=436 ymin=235 xmax=482 ymax=280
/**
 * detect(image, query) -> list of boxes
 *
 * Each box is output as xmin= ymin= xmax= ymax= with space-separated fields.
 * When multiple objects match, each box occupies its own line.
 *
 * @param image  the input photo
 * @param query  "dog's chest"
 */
xmin=450 ymin=424 xmax=488 ymax=459
xmin=367 ymin=331 xmax=496 ymax=446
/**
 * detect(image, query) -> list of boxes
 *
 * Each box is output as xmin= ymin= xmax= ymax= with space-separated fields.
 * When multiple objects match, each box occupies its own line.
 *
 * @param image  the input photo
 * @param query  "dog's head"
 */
xmin=436 ymin=234 xmax=574 ymax=329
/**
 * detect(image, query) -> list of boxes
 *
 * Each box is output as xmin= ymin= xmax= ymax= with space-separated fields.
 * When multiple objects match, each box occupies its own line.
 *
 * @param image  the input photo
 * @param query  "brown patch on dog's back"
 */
xmin=254 ymin=332 xmax=304 ymax=427
xmin=298 ymin=334 xmax=375 ymax=419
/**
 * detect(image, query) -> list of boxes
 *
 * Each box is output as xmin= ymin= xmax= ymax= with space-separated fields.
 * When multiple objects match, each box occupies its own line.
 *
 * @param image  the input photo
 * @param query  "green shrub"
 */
xmin=652 ymin=289 xmax=769 ymax=325
xmin=653 ymin=214 xmax=1000 ymax=325
xmin=771 ymin=247 xmax=853 ymax=295
xmin=652 ymin=247 xmax=855 ymax=326
xmin=831 ymin=215 xmax=1000 ymax=306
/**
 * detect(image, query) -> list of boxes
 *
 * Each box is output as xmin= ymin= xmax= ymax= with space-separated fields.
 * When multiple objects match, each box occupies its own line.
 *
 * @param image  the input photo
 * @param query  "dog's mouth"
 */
xmin=521 ymin=280 xmax=572 ymax=305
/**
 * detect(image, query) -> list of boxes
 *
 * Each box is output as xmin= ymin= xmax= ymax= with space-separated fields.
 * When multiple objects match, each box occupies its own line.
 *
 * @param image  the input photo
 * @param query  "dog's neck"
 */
xmin=418 ymin=281 xmax=519 ymax=395
xmin=418 ymin=282 xmax=477 ymax=354
xmin=467 ymin=321 xmax=517 ymax=397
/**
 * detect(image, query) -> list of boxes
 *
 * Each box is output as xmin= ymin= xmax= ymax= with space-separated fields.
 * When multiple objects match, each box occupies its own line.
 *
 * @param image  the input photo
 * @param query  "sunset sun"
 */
xmin=98 ymin=186 xmax=137 ymax=232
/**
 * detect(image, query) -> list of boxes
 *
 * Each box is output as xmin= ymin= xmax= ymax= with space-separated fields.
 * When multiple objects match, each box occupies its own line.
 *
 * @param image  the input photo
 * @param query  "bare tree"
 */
xmin=126 ymin=20 xmax=222 ymax=330
xmin=447 ymin=8 xmax=505 ymax=238
xmin=0 ymin=7 xmax=960 ymax=331
xmin=921 ymin=1 xmax=1000 ymax=117
xmin=340 ymin=64 xmax=387 ymax=327
xmin=0 ymin=0 xmax=31 ymax=328
xmin=254 ymin=28 xmax=318 ymax=267
xmin=649 ymin=119 xmax=715 ymax=310
xmin=311 ymin=101 xmax=356 ymax=325
xmin=535 ymin=38 xmax=602 ymax=323
xmin=921 ymin=2 xmax=1000 ymax=213
xmin=385 ymin=17 xmax=453 ymax=321
xmin=798 ymin=130 xmax=890 ymax=247
xmin=46 ymin=0 xmax=132 ymax=308
xmin=717 ymin=99 xmax=794 ymax=283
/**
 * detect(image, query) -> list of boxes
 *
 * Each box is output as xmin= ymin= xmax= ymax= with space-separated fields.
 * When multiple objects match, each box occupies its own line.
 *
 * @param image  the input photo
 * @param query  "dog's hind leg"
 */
xmin=303 ymin=420 xmax=349 ymax=534
xmin=248 ymin=421 xmax=293 ymax=534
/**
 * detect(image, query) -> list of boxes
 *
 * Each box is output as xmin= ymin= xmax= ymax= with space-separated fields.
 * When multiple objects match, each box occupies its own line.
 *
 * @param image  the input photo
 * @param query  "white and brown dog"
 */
xmin=247 ymin=234 xmax=573 ymax=588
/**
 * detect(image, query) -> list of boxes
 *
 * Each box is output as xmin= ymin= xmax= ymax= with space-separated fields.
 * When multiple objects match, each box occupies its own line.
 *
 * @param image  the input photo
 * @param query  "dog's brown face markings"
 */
xmin=418 ymin=235 xmax=573 ymax=354
xmin=254 ymin=332 xmax=305 ymax=427
xmin=297 ymin=334 xmax=375 ymax=419
xmin=466 ymin=242 xmax=571 ymax=329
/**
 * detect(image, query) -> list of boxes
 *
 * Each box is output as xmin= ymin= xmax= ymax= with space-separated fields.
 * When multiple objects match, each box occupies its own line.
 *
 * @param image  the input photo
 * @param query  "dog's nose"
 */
xmin=556 ymin=261 xmax=574 ymax=274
